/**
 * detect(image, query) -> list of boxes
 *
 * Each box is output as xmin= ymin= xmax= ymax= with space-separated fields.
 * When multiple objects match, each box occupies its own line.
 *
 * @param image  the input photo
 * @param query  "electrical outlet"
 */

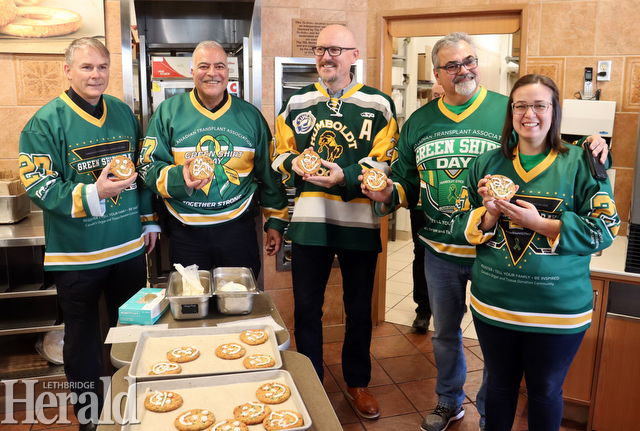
xmin=597 ymin=60 xmax=612 ymax=81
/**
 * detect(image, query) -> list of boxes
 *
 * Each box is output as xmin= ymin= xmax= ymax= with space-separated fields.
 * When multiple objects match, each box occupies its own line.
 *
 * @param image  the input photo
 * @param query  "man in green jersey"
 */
xmin=138 ymin=41 xmax=288 ymax=277
xmin=19 ymin=38 xmax=158 ymax=430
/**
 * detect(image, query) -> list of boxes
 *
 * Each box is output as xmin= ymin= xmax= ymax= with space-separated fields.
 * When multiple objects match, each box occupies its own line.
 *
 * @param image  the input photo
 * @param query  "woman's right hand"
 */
xmin=478 ymin=175 xmax=501 ymax=218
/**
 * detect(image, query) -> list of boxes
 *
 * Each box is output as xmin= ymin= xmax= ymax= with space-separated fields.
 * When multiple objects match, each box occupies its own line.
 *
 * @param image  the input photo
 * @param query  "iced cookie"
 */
xmin=144 ymin=390 xmax=183 ymax=412
xmin=110 ymin=156 xmax=135 ymax=180
xmin=166 ymin=346 xmax=200 ymax=363
xmin=486 ymin=174 xmax=517 ymax=201
xmin=148 ymin=362 xmax=182 ymax=376
xmin=243 ymin=354 xmax=275 ymax=369
xmin=256 ymin=382 xmax=291 ymax=404
xmin=174 ymin=409 xmax=216 ymax=431
xmin=233 ymin=401 xmax=271 ymax=425
xmin=263 ymin=410 xmax=304 ymax=430
xmin=239 ymin=329 xmax=268 ymax=346
xmin=215 ymin=343 xmax=246 ymax=360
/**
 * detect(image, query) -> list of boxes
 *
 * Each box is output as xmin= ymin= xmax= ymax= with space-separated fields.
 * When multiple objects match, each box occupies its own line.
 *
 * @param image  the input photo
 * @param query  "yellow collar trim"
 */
xmin=438 ymin=86 xmax=487 ymax=123
xmin=513 ymin=145 xmax=558 ymax=182
xmin=60 ymin=92 xmax=107 ymax=127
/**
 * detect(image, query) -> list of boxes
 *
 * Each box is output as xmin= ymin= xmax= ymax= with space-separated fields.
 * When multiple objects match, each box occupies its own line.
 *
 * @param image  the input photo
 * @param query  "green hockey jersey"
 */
xmin=272 ymin=82 xmax=398 ymax=251
xmin=451 ymin=144 xmax=620 ymax=334
xmin=376 ymin=87 xmax=507 ymax=263
xmin=138 ymin=91 xmax=288 ymax=232
xmin=19 ymin=92 xmax=156 ymax=271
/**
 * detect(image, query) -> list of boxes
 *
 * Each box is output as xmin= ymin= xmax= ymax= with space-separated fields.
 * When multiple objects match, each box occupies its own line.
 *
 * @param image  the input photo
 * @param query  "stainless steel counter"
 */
xmin=0 ymin=211 xmax=45 ymax=247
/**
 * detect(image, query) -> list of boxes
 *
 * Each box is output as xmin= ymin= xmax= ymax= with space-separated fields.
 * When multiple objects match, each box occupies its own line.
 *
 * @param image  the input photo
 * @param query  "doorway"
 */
xmin=372 ymin=5 xmax=528 ymax=324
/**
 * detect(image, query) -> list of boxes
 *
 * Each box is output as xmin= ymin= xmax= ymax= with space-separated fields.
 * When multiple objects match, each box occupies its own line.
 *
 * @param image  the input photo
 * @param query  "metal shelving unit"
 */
xmin=0 ymin=212 xmax=63 ymax=379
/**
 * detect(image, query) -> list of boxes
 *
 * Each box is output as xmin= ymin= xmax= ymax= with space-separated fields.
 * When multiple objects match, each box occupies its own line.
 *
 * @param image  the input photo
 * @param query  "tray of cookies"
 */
xmin=128 ymin=325 xmax=282 ymax=381
xmin=122 ymin=369 xmax=312 ymax=431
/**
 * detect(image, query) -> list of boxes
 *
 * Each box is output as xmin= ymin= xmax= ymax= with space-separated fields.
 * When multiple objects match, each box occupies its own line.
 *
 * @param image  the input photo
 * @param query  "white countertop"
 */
xmin=590 ymin=235 xmax=640 ymax=280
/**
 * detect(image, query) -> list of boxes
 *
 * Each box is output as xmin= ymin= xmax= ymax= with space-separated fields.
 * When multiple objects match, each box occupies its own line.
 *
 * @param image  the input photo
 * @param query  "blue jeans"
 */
xmin=474 ymin=317 xmax=586 ymax=431
xmin=424 ymin=251 xmax=486 ymax=418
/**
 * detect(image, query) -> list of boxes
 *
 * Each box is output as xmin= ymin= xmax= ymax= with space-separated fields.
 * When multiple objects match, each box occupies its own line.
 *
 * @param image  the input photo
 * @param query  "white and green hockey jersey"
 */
xmin=272 ymin=82 xmax=398 ymax=251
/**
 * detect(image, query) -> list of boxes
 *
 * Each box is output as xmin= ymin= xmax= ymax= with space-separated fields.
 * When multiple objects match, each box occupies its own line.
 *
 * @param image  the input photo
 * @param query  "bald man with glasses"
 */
xmin=272 ymin=24 xmax=398 ymax=420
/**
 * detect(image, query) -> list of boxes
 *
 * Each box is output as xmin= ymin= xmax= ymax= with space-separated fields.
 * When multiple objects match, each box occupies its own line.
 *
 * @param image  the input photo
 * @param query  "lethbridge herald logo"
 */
xmin=0 ymin=377 xmax=141 ymax=426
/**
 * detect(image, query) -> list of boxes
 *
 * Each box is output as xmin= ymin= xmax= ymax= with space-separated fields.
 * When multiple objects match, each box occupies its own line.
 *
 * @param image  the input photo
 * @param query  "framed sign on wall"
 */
xmin=0 ymin=0 xmax=105 ymax=54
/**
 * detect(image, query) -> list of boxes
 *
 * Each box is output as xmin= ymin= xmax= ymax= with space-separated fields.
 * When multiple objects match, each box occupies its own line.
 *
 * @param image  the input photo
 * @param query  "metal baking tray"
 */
xmin=212 ymin=267 xmax=258 ymax=314
xmin=128 ymin=325 xmax=281 ymax=381
xmin=122 ymin=369 xmax=311 ymax=431
xmin=166 ymin=270 xmax=212 ymax=320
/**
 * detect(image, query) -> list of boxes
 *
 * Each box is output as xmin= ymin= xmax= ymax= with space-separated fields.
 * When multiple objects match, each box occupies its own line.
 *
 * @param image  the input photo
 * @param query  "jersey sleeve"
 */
xmin=253 ymin=115 xmax=288 ymax=233
xmin=271 ymin=110 xmax=301 ymax=188
xmin=555 ymin=159 xmax=619 ymax=255
xmin=449 ymin=158 xmax=497 ymax=245
xmin=137 ymin=106 xmax=192 ymax=200
xmin=341 ymin=103 xmax=398 ymax=202
xmin=19 ymin=116 xmax=101 ymax=219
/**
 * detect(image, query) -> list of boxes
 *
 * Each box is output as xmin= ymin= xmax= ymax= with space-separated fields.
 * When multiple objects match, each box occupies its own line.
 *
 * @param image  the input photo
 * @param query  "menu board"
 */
xmin=292 ymin=19 xmax=346 ymax=57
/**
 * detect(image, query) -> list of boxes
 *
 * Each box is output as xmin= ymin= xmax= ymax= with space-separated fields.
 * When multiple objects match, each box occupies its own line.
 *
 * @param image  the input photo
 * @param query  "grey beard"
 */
xmin=455 ymin=78 xmax=477 ymax=96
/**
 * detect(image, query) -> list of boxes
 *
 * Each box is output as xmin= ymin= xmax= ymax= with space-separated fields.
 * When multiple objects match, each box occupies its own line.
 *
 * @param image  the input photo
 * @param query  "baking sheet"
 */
xmin=128 ymin=325 xmax=281 ymax=381
xmin=122 ymin=370 xmax=311 ymax=431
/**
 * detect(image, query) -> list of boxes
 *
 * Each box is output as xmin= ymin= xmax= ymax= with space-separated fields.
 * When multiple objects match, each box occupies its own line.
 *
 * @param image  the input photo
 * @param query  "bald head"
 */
xmin=314 ymin=24 xmax=359 ymax=92
xmin=317 ymin=24 xmax=356 ymax=47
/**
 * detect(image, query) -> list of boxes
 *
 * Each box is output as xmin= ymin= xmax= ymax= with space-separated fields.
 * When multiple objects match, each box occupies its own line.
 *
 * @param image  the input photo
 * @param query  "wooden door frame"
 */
xmin=372 ymin=5 xmax=528 ymax=325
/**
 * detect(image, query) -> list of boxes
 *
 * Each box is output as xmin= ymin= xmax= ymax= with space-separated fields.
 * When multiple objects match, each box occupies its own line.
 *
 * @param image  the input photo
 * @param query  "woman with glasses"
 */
xmin=450 ymin=74 xmax=620 ymax=430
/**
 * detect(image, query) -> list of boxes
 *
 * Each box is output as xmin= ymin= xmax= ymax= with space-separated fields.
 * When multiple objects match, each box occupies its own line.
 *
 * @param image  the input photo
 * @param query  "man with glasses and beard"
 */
xmin=271 ymin=24 xmax=398 ymax=420
xmin=363 ymin=32 xmax=609 ymax=431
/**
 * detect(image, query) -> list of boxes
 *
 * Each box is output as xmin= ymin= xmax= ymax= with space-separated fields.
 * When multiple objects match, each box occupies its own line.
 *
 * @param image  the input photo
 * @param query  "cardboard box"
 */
xmin=0 ymin=178 xmax=25 ymax=196
xmin=118 ymin=288 xmax=169 ymax=325
xmin=417 ymin=49 xmax=433 ymax=82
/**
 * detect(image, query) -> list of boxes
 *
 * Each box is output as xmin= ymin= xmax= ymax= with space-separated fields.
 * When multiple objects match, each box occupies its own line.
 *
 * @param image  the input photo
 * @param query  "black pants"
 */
xmin=165 ymin=214 xmax=260 ymax=277
xmin=410 ymin=209 xmax=431 ymax=317
xmin=291 ymin=243 xmax=378 ymax=387
xmin=54 ymin=253 xmax=146 ymax=423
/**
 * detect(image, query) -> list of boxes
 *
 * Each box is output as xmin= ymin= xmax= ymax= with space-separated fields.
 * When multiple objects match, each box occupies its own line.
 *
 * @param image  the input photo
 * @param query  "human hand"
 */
xmin=584 ymin=134 xmax=608 ymax=164
xmin=302 ymin=159 xmax=345 ymax=188
xmin=183 ymin=158 xmax=211 ymax=190
xmin=265 ymin=228 xmax=282 ymax=256
xmin=144 ymin=232 xmax=158 ymax=254
xmin=477 ymin=175 xmax=502 ymax=218
xmin=96 ymin=164 xmax=137 ymax=200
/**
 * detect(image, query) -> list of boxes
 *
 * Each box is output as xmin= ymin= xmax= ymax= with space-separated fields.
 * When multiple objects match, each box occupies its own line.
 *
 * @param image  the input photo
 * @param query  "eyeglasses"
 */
xmin=437 ymin=57 xmax=479 ymax=75
xmin=511 ymin=101 xmax=553 ymax=115
xmin=311 ymin=46 xmax=356 ymax=57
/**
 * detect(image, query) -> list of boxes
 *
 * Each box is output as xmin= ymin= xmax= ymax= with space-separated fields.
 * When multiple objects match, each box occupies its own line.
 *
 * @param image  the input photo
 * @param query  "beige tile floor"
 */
xmin=384 ymin=231 xmax=478 ymax=340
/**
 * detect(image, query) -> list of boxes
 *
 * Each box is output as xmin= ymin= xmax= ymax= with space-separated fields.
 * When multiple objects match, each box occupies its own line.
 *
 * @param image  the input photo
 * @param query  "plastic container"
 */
xmin=212 ymin=267 xmax=258 ymax=314
xmin=166 ymin=270 xmax=212 ymax=319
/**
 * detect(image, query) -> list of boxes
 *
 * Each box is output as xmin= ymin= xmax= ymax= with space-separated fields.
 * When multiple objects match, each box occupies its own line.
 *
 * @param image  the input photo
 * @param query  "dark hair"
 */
xmin=500 ymin=74 xmax=565 ymax=159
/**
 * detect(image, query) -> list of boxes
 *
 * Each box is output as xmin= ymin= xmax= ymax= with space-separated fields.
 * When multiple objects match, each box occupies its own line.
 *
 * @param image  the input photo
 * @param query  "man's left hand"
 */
xmin=585 ymin=134 xmax=609 ymax=164
xmin=302 ymin=159 xmax=345 ymax=188
xmin=144 ymin=232 xmax=158 ymax=254
xmin=265 ymin=228 xmax=283 ymax=256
